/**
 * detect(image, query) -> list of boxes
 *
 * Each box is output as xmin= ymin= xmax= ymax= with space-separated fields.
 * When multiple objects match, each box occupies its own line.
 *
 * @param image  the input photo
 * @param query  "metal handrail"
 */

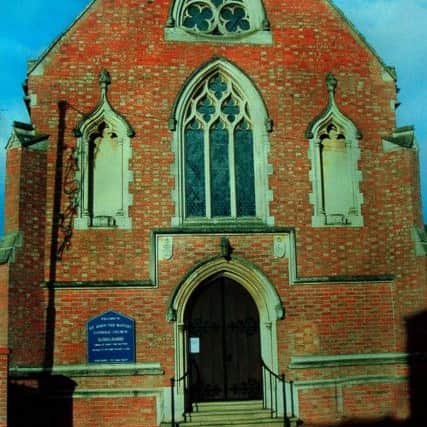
xmin=261 ymin=359 xmax=295 ymax=427
xmin=170 ymin=370 xmax=189 ymax=427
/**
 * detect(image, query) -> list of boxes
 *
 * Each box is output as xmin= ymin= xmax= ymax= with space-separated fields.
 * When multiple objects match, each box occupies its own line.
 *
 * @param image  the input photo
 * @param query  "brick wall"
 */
xmin=4 ymin=147 xmax=22 ymax=233
xmin=73 ymin=396 xmax=157 ymax=427
xmin=7 ymin=145 xmax=47 ymax=366
xmin=26 ymin=0 xmax=401 ymax=285
xmin=4 ymin=0 xmax=426 ymax=425
xmin=298 ymin=381 xmax=410 ymax=424
xmin=0 ymin=261 xmax=9 ymax=427
xmin=0 ymin=348 xmax=8 ymax=427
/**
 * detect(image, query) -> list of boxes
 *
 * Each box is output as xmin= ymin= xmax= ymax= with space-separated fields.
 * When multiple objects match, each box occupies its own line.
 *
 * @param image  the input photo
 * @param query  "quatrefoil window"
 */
xmin=181 ymin=0 xmax=252 ymax=36
xmin=166 ymin=0 xmax=272 ymax=44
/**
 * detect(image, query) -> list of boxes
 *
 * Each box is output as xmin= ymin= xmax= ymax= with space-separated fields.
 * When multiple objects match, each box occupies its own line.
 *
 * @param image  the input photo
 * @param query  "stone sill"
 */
xmin=164 ymin=27 xmax=273 ymax=45
xmin=9 ymin=362 xmax=163 ymax=378
xmin=289 ymin=353 xmax=409 ymax=369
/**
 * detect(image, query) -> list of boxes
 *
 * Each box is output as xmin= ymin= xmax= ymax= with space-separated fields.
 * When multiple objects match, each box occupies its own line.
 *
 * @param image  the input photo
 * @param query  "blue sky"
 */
xmin=0 ymin=0 xmax=426 ymax=233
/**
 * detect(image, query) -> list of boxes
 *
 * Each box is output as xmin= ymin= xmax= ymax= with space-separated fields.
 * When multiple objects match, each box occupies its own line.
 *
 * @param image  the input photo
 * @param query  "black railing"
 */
xmin=261 ymin=359 xmax=295 ymax=426
xmin=170 ymin=370 xmax=189 ymax=427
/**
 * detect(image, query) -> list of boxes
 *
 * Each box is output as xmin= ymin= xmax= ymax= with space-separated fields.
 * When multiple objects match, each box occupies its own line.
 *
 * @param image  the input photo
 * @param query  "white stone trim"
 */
xmin=165 ymin=27 xmax=272 ymax=44
xmin=74 ymin=91 xmax=133 ymax=230
xmin=290 ymin=352 xmax=409 ymax=369
xmin=9 ymin=362 xmax=163 ymax=377
xmin=307 ymin=77 xmax=364 ymax=228
xmin=170 ymin=58 xmax=273 ymax=226
xmin=165 ymin=0 xmax=272 ymax=44
xmin=169 ymin=255 xmax=282 ymax=421
xmin=295 ymin=374 xmax=407 ymax=389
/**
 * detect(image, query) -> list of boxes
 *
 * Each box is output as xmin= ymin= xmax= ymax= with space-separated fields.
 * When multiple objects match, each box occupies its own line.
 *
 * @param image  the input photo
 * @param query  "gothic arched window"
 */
xmin=73 ymin=70 xmax=134 ymax=229
xmin=306 ymin=74 xmax=364 ymax=227
xmin=165 ymin=0 xmax=272 ymax=44
xmin=170 ymin=58 xmax=273 ymax=226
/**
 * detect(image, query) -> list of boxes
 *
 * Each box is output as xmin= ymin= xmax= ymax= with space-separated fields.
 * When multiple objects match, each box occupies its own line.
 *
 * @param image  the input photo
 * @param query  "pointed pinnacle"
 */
xmin=326 ymin=72 xmax=337 ymax=94
xmin=99 ymin=69 xmax=111 ymax=91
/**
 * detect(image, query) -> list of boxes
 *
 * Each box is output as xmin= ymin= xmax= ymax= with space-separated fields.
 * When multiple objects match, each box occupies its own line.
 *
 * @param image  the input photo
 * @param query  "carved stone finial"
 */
xmin=167 ymin=307 xmax=177 ymax=322
xmin=220 ymin=237 xmax=233 ymax=261
xmin=99 ymin=69 xmax=111 ymax=92
xmin=275 ymin=302 xmax=285 ymax=320
xmin=326 ymin=73 xmax=337 ymax=95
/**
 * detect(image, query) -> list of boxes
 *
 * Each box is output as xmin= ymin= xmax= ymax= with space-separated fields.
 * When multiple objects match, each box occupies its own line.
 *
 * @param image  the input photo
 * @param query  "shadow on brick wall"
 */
xmin=406 ymin=310 xmax=427 ymax=426
xmin=304 ymin=310 xmax=427 ymax=427
xmin=8 ymin=375 xmax=76 ymax=427
xmin=8 ymin=101 xmax=76 ymax=427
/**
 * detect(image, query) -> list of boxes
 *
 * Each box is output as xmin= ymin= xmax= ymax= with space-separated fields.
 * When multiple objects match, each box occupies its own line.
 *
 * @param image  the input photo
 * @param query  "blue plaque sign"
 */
xmin=87 ymin=311 xmax=135 ymax=363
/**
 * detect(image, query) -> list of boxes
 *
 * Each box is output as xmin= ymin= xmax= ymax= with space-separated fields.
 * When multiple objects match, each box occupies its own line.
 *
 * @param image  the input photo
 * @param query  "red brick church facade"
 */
xmin=0 ymin=1 xmax=426 ymax=426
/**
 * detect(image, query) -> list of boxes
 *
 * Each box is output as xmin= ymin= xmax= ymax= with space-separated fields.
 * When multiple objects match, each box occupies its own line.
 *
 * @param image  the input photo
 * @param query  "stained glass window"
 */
xmin=210 ymin=120 xmax=230 ymax=217
xmin=184 ymin=72 xmax=256 ymax=219
xmin=185 ymin=120 xmax=206 ymax=217
xmin=235 ymin=120 xmax=255 ymax=216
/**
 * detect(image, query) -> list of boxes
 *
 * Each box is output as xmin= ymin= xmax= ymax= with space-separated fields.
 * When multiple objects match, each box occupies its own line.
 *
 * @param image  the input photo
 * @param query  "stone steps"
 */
xmin=177 ymin=400 xmax=297 ymax=427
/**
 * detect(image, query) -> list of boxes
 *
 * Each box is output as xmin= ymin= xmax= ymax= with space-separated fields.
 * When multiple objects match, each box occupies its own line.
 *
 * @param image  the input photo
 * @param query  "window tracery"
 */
xmin=181 ymin=0 xmax=251 ymax=36
xmin=170 ymin=59 xmax=273 ymax=226
xmin=184 ymin=71 xmax=255 ymax=218
xmin=165 ymin=0 xmax=272 ymax=44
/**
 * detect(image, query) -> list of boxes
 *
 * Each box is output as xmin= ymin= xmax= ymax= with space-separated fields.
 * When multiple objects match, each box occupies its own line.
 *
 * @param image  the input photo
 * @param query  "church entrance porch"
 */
xmin=185 ymin=277 xmax=261 ymax=403
xmin=168 ymin=255 xmax=287 ymax=423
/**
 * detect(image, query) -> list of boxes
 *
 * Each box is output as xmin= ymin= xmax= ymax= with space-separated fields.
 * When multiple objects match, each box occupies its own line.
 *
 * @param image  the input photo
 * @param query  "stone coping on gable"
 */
xmin=9 ymin=362 xmax=163 ymax=378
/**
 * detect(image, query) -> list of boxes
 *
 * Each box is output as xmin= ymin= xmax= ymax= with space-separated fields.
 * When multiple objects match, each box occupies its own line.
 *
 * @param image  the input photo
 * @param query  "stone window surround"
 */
xmin=183 ymin=70 xmax=255 ymax=219
xmin=165 ymin=0 xmax=272 ymax=44
xmin=169 ymin=57 xmax=274 ymax=227
xmin=73 ymin=70 xmax=134 ymax=230
xmin=168 ymin=255 xmax=286 ymax=419
xmin=306 ymin=74 xmax=364 ymax=228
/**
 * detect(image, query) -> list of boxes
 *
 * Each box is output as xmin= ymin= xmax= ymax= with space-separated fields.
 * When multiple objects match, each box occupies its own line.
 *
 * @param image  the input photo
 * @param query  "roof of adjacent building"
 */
xmin=384 ymin=126 xmax=416 ymax=149
xmin=6 ymin=121 xmax=49 ymax=150
xmin=0 ymin=232 xmax=22 ymax=264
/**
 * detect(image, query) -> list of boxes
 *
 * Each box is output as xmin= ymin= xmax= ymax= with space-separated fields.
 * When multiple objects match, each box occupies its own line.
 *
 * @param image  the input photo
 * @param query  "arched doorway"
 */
xmin=167 ymin=256 xmax=284 ymax=418
xmin=185 ymin=276 xmax=261 ymax=403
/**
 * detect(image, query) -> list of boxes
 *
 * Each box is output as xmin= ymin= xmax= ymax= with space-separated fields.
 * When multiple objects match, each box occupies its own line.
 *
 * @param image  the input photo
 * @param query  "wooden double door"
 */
xmin=185 ymin=277 xmax=261 ymax=402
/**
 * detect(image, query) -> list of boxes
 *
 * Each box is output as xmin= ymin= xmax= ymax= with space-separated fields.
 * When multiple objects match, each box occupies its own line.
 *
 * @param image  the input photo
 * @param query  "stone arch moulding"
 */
xmin=165 ymin=0 xmax=272 ymax=44
xmin=169 ymin=56 xmax=274 ymax=226
xmin=73 ymin=69 xmax=135 ymax=230
xmin=306 ymin=73 xmax=364 ymax=227
xmin=167 ymin=255 xmax=284 ymax=416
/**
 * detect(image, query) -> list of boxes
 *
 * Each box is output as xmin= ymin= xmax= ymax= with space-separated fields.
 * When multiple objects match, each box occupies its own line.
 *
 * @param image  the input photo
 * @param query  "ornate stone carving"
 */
xmin=73 ymin=70 xmax=134 ymax=230
xmin=273 ymin=235 xmax=287 ymax=258
xmin=220 ymin=237 xmax=233 ymax=260
xmin=306 ymin=74 xmax=363 ymax=227
xmin=158 ymin=236 xmax=173 ymax=260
